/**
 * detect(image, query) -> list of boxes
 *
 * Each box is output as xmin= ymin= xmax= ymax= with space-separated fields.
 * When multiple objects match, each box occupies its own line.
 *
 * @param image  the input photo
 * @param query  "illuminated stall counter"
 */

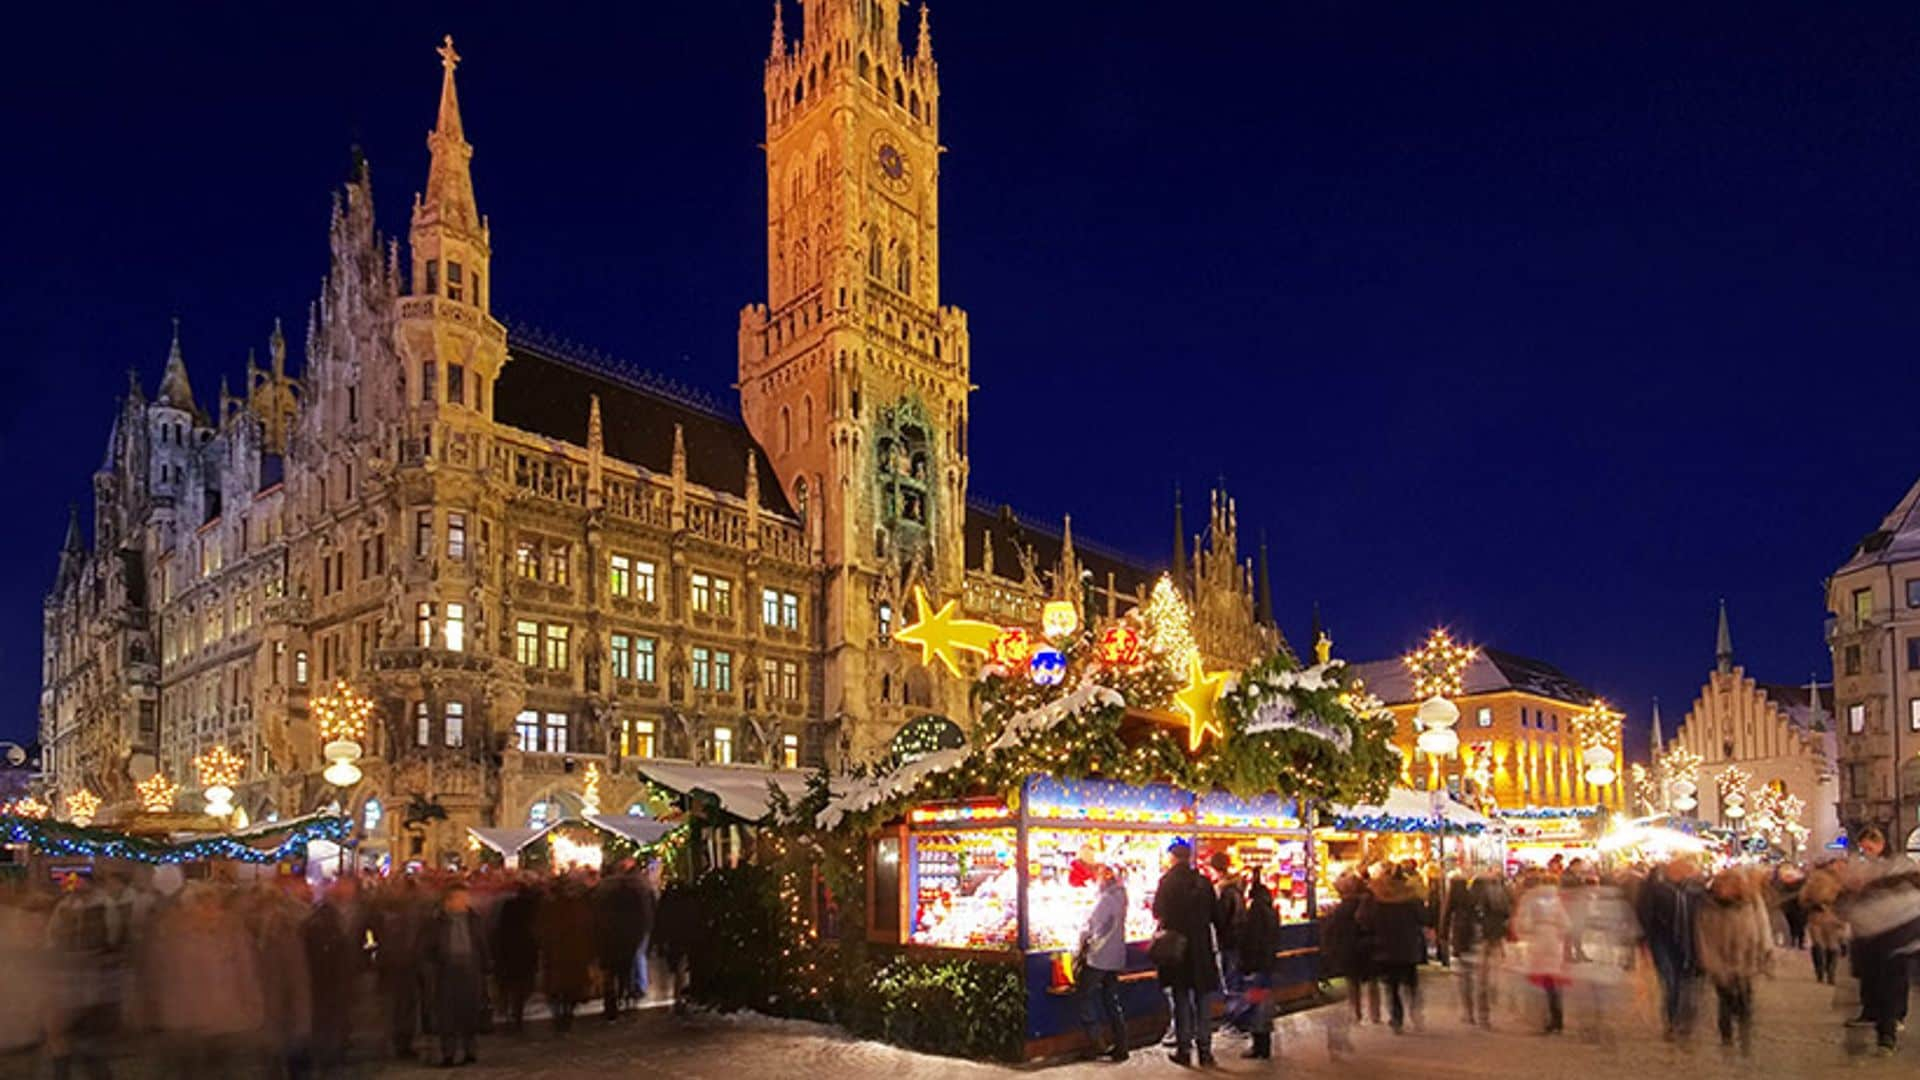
xmin=872 ymin=775 xmax=1319 ymax=1059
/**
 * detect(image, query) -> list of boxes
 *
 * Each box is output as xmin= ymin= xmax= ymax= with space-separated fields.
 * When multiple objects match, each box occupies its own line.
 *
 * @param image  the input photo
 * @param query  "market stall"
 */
xmin=1497 ymin=806 xmax=1603 ymax=870
xmin=468 ymin=814 xmax=679 ymax=871
xmin=1315 ymin=788 xmax=1496 ymax=909
xmin=881 ymin=773 xmax=1317 ymax=1057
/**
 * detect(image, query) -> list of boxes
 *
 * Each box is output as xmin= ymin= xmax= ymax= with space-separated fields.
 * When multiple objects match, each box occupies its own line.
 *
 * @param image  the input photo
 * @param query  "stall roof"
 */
xmin=634 ymin=762 xmax=818 ymax=823
xmin=584 ymin=815 xmax=678 ymax=846
xmin=1331 ymin=787 xmax=1493 ymax=829
xmin=468 ymin=824 xmax=559 ymax=856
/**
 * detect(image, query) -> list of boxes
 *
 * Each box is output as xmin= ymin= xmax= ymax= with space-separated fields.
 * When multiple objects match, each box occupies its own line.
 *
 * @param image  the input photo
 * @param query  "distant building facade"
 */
xmin=1350 ymin=646 xmax=1623 ymax=810
xmin=38 ymin=8 xmax=1278 ymax=865
xmin=1828 ymin=477 xmax=1920 ymax=846
xmin=1668 ymin=602 xmax=1838 ymax=851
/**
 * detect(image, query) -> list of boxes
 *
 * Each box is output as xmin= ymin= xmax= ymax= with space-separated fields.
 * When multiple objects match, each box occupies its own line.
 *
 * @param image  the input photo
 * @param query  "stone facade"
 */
xmin=1668 ymin=603 xmax=1839 ymax=851
xmin=38 ymin=9 xmax=1280 ymax=866
xmin=1828 ymin=475 xmax=1920 ymax=845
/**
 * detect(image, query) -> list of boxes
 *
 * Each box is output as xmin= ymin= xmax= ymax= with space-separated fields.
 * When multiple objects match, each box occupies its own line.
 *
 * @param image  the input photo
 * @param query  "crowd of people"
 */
xmin=15 ymin=859 xmax=699 ymax=1076
xmin=1068 ymin=826 xmax=1920 ymax=1067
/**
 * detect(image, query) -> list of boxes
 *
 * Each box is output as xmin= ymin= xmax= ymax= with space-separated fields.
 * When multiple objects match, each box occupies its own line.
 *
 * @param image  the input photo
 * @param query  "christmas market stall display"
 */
xmin=1315 ymin=788 xmax=1494 ymax=909
xmin=467 ymin=814 xmax=679 ymax=872
xmin=637 ymin=761 xmax=817 ymax=870
xmin=805 ymin=579 xmax=1397 ymax=1060
xmin=0 ymin=809 xmax=351 ymax=884
xmin=1498 ymin=806 xmax=1603 ymax=868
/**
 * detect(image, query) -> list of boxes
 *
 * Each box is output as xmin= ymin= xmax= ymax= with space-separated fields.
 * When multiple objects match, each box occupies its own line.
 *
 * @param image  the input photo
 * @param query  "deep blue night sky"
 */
xmin=5 ymin=3 xmax=1920 ymax=755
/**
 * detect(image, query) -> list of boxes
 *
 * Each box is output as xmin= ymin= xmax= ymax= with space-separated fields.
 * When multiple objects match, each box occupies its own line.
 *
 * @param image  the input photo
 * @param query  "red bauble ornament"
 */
xmin=1097 ymin=625 xmax=1144 ymax=669
xmin=990 ymin=627 xmax=1034 ymax=668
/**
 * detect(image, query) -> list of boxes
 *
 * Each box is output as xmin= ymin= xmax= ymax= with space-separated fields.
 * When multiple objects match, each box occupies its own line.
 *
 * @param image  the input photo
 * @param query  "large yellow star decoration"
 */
xmin=1174 ymin=653 xmax=1232 ymax=752
xmin=894 ymin=585 xmax=1004 ymax=676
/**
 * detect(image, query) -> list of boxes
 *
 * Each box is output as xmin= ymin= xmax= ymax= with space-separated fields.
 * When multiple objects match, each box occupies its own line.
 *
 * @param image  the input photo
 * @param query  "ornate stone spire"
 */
xmin=1650 ymin=698 xmax=1664 ymax=758
xmin=1256 ymin=530 xmax=1273 ymax=626
xmin=916 ymin=3 xmax=933 ymax=62
xmin=771 ymin=0 xmax=785 ymax=60
xmin=587 ymin=394 xmax=604 ymax=457
xmin=422 ymin=35 xmax=479 ymax=234
xmin=1170 ymin=485 xmax=1187 ymax=589
xmin=1715 ymin=598 xmax=1733 ymax=674
xmin=156 ymin=318 xmax=197 ymax=413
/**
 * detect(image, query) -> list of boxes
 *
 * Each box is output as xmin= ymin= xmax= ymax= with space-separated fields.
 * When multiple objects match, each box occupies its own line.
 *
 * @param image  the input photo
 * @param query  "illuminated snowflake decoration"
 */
xmin=1403 ymin=629 xmax=1476 ymax=700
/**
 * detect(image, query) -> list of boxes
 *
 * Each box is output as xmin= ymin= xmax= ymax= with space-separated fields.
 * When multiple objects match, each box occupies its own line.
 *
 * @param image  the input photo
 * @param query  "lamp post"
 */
xmin=194 ymin=745 xmax=244 ymax=819
xmin=313 ymin=679 xmax=374 ymax=875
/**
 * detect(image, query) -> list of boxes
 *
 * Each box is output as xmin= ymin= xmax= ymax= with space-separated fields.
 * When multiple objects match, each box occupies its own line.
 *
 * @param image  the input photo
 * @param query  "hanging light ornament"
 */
xmin=1570 ymin=700 xmax=1621 ymax=790
xmin=12 ymin=796 xmax=48 ymax=820
xmin=1662 ymin=744 xmax=1702 ymax=812
xmin=582 ymin=762 xmax=602 ymax=816
xmin=1041 ymin=600 xmax=1079 ymax=641
xmin=194 ymin=745 xmax=245 ymax=817
xmin=136 ymin=771 xmax=178 ymax=813
xmin=313 ymin=678 xmax=374 ymax=788
xmin=1414 ymin=695 xmax=1461 ymax=756
xmin=64 ymin=789 xmax=101 ymax=827
xmin=1718 ymin=765 xmax=1751 ymax=821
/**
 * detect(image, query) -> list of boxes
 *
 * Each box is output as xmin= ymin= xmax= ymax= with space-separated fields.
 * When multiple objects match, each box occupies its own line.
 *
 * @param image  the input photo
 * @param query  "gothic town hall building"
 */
xmin=40 ymin=5 xmax=1279 ymax=865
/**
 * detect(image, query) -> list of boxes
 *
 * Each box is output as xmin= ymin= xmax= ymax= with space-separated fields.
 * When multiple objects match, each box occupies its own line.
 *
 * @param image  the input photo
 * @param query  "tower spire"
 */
xmin=1171 ymin=485 xmax=1188 ymax=588
xmin=1256 ymin=530 xmax=1273 ymax=626
xmin=421 ymin=35 xmax=479 ymax=233
xmin=156 ymin=317 xmax=197 ymax=413
xmin=1715 ymin=598 xmax=1733 ymax=674
xmin=1650 ymin=698 xmax=1664 ymax=758
xmin=917 ymin=3 xmax=933 ymax=61
xmin=771 ymin=0 xmax=785 ymax=59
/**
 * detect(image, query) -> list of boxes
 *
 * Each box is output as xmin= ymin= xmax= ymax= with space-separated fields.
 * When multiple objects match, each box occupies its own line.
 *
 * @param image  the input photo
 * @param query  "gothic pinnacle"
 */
xmin=422 ymin=34 xmax=479 ymax=232
xmin=771 ymin=0 xmax=785 ymax=60
xmin=917 ymin=3 xmax=933 ymax=62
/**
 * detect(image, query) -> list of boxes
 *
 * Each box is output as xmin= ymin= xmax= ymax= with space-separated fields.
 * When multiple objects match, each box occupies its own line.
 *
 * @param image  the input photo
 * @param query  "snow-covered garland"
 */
xmin=1231 ymin=660 xmax=1374 ymax=752
xmin=988 ymin=681 xmax=1126 ymax=751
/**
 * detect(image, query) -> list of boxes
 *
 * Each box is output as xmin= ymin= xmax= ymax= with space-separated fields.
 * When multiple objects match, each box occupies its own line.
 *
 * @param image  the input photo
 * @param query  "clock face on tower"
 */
xmin=874 ymin=140 xmax=910 ymax=193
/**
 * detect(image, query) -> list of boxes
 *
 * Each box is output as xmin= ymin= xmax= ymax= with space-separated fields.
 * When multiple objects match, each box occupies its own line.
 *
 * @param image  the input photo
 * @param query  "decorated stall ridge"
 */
xmin=1 ymin=812 xmax=350 ymax=864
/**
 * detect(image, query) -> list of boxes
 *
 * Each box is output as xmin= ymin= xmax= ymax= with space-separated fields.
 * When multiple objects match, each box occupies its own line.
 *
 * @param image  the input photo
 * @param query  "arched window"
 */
xmin=794 ymin=80 xmax=803 ymax=105
xmin=803 ymin=394 xmax=815 ymax=444
xmin=893 ymin=79 xmax=905 ymax=106
xmin=780 ymin=405 xmax=793 ymax=453
xmin=808 ymin=66 xmax=817 ymax=94
xmin=867 ymin=231 xmax=883 ymax=278
xmin=877 ymin=65 xmax=888 ymax=92
xmin=909 ymin=90 xmax=920 ymax=118
xmin=896 ymin=244 xmax=912 ymax=293
xmin=858 ymin=52 xmax=870 ymax=80
xmin=362 ymin=797 xmax=383 ymax=833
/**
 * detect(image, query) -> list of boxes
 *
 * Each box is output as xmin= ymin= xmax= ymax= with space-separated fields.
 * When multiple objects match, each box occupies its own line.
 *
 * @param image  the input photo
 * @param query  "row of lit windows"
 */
xmin=515 ymin=621 xmax=571 ymax=670
xmin=690 ymin=572 xmax=733 ymax=617
xmin=413 ymin=701 xmax=467 ymax=749
xmin=516 ymin=538 xmax=571 ymax=585
xmin=513 ymin=710 xmax=571 ymax=755
xmin=608 ymin=554 xmax=657 ymax=602
xmin=418 ymin=602 xmax=468 ymax=652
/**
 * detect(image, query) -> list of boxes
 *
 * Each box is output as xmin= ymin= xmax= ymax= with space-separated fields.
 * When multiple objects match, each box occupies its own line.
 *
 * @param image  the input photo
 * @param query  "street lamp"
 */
xmin=194 ymin=745 xmax=243 ymax=818
xmin=313 ymin=679 xmax=373 ymax=788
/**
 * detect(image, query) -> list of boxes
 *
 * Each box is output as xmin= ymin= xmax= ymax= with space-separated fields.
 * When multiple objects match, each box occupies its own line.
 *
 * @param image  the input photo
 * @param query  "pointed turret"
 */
xmin=1256 ymin=531 xmax=1274 ymax=626
xmin=55 ymin=505 xmax=84 ymax=590
xmin=1171 ymin=485 xmax=1188 ymax=588
xmin=916 ymin=3 xmax=933 ymax=62
xmin=422 ymin=35 xmax=478 ymax=232
xmin=1715 ymin=599 xmax=1734 ymax=674
xmin=587 ymin=394 xmax=604 ymax=457
xmin=156 ymin=318 xmax=198 ymax=414
xmin=1650 ymin=698 xmax=1665 ymax=759
xmin=1807 ymin=676 xmax=1823 ymax=730
xmin=771 ymin=0 xmax=785 ymax=59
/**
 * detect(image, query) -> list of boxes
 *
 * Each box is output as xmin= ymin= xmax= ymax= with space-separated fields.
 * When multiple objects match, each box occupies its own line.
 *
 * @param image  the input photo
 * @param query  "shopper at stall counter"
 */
xmin=1075 ymin=864 xmax=1130 ymax=1062
xmin=1152 ymin=840 xmax=1222 ymax=1066
xmin=1237 ymin=870 xmax=1281 ymax=1060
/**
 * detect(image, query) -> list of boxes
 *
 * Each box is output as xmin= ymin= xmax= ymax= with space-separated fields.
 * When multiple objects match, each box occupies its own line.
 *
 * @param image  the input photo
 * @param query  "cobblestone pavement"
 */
xmin=0 ymin=957 xmax=1897 ymax=1078
xmin=372 ymin=958 xmax=1901 ymax=1079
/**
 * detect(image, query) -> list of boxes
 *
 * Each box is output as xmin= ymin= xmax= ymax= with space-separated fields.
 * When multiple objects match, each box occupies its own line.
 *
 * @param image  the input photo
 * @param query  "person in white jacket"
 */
xmin=1076 ymin=865 xmax=1131 ymax=1061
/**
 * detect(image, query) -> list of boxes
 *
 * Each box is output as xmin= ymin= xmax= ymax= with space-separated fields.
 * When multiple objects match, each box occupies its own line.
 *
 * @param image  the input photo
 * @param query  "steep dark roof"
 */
xmin=1754 ymin=681 xmax=1835 ymax=732
xmin=1350 ymin=646 xmax=1599 ymax=707
xmin=495 ymin=325 xmax=794 ymax=517
xmin=963 ymin=500 xmax=1159 ymax=600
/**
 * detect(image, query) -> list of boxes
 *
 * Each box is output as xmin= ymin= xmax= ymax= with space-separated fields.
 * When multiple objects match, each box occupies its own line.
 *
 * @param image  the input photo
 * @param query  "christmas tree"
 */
xmin=1141 ymin=574 xmax=1198 ymax=679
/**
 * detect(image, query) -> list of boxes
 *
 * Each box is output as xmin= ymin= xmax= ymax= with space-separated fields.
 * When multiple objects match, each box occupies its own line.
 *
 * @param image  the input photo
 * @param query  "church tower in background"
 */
xmin=740 ymin=1 xmax=972 ymax=757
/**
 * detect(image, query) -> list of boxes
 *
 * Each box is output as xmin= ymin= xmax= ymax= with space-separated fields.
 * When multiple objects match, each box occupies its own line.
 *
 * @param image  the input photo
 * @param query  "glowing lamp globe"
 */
xmin=1029 ymin=647 xmax=1067 ymax=687
xmin=1724 ymin=802 xmax=1746 ymax=819
xmin=1582 ymin=745 xmax=1614 ymax=768
xmin=204 ymin=784 xmax=235 ymax=817
xmin=1041 ymin=601 xmax=1079 ymax=641
xmin=1670 ymin=778 xmax=1697 ymax=798
xmin=1416 ymin=726 xmax=1459 ymax=757
xmin=1415 ymin=696 xmax=1461 ymax=730
xmin=323 ymin=758 xmax=363 ymax=787
xmin=1583 ymin=765 xmax=1617 ymax=788
xmin=1672 ymin=794 xmax=1699 ymax=812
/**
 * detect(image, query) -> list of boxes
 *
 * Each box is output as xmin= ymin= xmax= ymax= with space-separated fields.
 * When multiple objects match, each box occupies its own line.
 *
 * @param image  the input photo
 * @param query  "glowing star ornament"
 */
xmin=65 ymin=789 xmax=101 ymax=827
xmin=136 ymin=771 xmax=178 ymax=813
xmin=1041 ymin=600 xmax=1079 ymax=641
xmin=313 ymin=679 xmax=373 ymax=788
xmin=582 ymin=763 xmax=602 ymax=816
xmin=893 ymin=586 xmax=1003 ymax=676
xmin=1028 ymin=647 xmax=1067 ymax=687
xmin=13 ymin=796 xmax=48 ymax=820
xmin=195 ymin=744 xmax=244 ymax=817
xmin=1174 ymin=654 xmax=1231 ymax=752
xmin=1404 ymin=629 xmax=1476 ymax=700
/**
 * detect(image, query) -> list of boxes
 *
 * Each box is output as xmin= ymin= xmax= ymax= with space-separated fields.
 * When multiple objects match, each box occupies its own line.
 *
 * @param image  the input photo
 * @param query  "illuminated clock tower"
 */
xmin=739 ymin=0 xmax=973 ymax=759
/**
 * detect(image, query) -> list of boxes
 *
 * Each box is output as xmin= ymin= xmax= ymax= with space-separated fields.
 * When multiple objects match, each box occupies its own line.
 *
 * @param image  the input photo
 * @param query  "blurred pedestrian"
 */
xmin=368 ymin=877 xmax=427 ymax=1060
xmin=537 ymin=873 xmax=594 ymax=1033
xmin=1638 ymin=856 xmax=1704 ymax=1041
xmin=1237 ymin=869 xmax=1280 ymax=1059
xmin=1359 ymin=865 xmax=1426 ymax=1034
xmin=1838 ymin=826 xmax=1920 ymax=1055
xmin=493 ymin=876 xmax=542 ymax=1033
xmin=1696 ymin=869 xmax=1771 ymax=1055
xmin=422 ymin=884 xmax=489 ymax=1067
xmin=1515 ymin=870 xmax=1570 ymax=1034
xmin=304 ymin=876 xmax=365 ymax=1073
xmin=590 ymin=862 xmax=647 ymax=1021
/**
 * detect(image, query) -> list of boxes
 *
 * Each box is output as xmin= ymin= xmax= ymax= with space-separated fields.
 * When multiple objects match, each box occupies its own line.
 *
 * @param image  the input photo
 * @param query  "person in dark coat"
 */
xmin=368 ymin=877 xmax=428 ymax=1060
xmin=1637 ymin=856 xmax=1705 ymax=1040
xmin=303 ymin=876 xmax=366 ymax=1074
xmin=1152 ymin=840 xmax=1221 ymax=1066
xmin=492 ymin=877 xmax=542 ymax=1033
xmin=652 ymin=882 xmax=700 ymax=1015
xmin=1319 ymin=871 xmax=1378 ymax=1027
xmin=1358 ymin=866 xmax=1427 ymax=1033
xmin=537 ymin=874 xmax=596 ymax=1032
xmin=422 ymin=884 xmax=491 ymax=1067
xmin=1237 ymin=872 xmax=1281 ymax=1059
xmin=590 ymin=863 xmax=649 ymax=1021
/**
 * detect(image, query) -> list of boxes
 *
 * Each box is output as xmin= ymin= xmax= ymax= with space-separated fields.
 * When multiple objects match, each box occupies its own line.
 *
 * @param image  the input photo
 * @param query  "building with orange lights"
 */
xmin=1350 ymin=647 xmax=1624 ymax=811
